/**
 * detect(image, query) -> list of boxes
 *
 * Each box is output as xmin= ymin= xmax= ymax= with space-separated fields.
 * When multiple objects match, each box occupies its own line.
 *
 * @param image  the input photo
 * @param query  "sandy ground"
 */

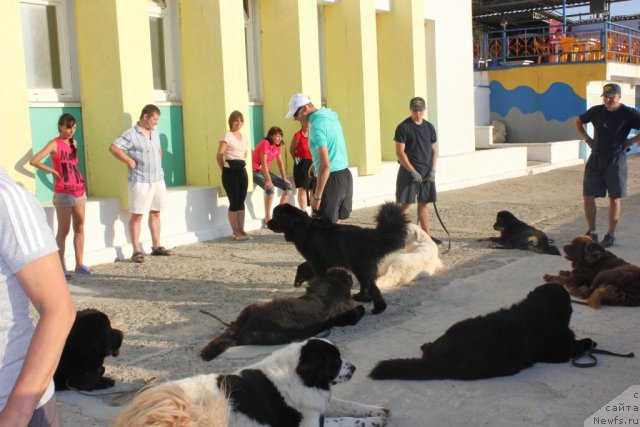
xmin=56 ymin=157 xmax=640 ymax=426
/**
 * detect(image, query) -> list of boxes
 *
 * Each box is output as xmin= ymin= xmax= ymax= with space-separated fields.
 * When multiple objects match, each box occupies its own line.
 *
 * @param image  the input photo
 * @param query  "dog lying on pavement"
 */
xmin=544 ymin=236 xmax=640 ymax=308
xmin=54 ymin=308 xmax=123 ymax=391
xmin=116 ymin=339 xmax=390 ymax=427
xmin=479 ymin=210 xmax=560 ymax=255
xmin=200 ymin=268 xmax=364 ymax=361
xmin=369 ymin=283 xmax=592 ymax=380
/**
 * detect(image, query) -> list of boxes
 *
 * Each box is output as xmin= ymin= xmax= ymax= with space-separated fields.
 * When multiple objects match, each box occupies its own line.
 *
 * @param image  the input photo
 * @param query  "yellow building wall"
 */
xmin=259 ymin=0 xmax=321 ymax=172
xmin=1 ymin=2 xmax=34 ymax=190
xmin=376 ymin=0 xmax=427 ymax=161
xmin=75 ymin=0 xmax=154 ymax=206
xmin=180 ymin=0 xmax=251 ymax=187
xmin=324 ymin=0 xmax=381 ymax=175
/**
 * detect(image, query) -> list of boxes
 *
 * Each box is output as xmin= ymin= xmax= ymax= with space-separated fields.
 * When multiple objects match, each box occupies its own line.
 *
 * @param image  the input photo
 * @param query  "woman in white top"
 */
xmin=216 ymin=111 xmax=250 ymax=241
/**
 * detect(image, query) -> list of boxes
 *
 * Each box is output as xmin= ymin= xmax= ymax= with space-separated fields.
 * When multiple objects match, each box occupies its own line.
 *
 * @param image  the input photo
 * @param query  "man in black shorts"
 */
xmin=394 ymin=97 xmax=441 ymax=244
xmin=574 ymin=83 xmax=640 ymax=247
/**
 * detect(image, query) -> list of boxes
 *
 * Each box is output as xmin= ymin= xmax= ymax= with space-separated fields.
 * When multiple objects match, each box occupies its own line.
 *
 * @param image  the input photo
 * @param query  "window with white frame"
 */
xmin=149 ymin=0 xmax=181 ymax=102
xmin=20 ymin=0 xmax=78 ymax=102
xmin=244 ymin=0 xmax=262 ymax=101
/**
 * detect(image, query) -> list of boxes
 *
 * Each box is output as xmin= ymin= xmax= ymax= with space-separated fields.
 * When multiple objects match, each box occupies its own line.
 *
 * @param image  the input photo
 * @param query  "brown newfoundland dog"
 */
xmin=480 ymin=210 xmax=560 ymax=255
xmin=54 ymin=309 xmax=123 ymax=390
xmin=544 ymin=236 xmax=640 ymax=308
xmin=369 ymin=283 xmax=592 ymax=380
xmin=267 ymin=202 xmax=408 ymax=314
xmin=200 ymin=268 xmax=364 ymax=361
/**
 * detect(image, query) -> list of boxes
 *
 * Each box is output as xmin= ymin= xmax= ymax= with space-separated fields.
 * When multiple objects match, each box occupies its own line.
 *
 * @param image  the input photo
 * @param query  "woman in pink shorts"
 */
xmin=30 ymin=113 xmax=91 ymax=279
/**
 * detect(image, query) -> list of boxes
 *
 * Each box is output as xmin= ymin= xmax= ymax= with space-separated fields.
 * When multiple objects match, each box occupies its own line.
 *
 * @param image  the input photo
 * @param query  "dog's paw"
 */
xmin=559 ymin=270 xmax=571 ymax=277
xmin=543 ymin=274 xmax=556 ymax=282
xmin=355 ymin=305 xmax=366 ymax=317
xmin=98 ymin=376 xmax=115 ymax=389
xmin=371 ymin=303 xmax=387 ymax=315
xmin=293 ymin=281 xmax=303 ymax=288
xmin=353 ymin=292 xmax=372 ymax=302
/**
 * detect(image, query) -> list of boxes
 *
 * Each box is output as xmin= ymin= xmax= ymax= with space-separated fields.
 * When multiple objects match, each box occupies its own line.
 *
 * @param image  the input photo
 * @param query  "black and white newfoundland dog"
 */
xmin=268 ymin=201 xmax=408 ymax=314
xmin=54 ymin=308 xmax=124 ymax=390
xmin=115 ymin=339 xmax=389 ymax=427
xmin=200 ymin=268 xmax=364 ymax=361
xmin=479 ymin=210 xmax=560 ymax=255
xmin=369 ymin=283 xmax=593 ymax=380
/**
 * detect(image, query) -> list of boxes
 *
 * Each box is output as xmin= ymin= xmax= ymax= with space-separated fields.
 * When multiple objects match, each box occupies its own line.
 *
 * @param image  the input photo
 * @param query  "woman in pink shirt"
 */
xmin=252 ymin=126 xmax=293 ymax=225
xmin=30 ymin=113 xmax=90 ymax=278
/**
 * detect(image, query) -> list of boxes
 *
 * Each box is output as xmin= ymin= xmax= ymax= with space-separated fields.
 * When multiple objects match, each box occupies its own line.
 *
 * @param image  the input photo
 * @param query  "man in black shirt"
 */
xmin=574 ymin=83 xmax=640 ymax=247
xmin=394 ymin=97 xmax=440 ymax=244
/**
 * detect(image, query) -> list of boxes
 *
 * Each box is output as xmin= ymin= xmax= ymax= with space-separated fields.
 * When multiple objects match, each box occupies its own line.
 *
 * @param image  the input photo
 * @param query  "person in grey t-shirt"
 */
xmin=0 ymin=168 xmax=75 ymax=426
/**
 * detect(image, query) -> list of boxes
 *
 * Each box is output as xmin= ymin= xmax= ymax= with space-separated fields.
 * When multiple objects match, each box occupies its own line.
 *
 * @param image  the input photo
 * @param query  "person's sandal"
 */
xmin=151 ymin=246 xmax=171 ymax=256
xmin=74 ymin=265 xmax=93 ymax=274
xmin=131 ymin=251 xmax=145 ymax=263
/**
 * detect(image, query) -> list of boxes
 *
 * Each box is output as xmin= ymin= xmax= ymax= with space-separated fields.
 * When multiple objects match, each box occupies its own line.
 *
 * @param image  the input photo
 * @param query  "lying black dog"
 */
xmin=200 ymin=269 xmax=364 ymax=361
xmin=480 ymin=210 xmax=560 ymax=255
xmin=267 ymin=202 xmax=408 ymax=314
xmin=369 ymin=283 xmax=592 ymax=380
xmin=54 ymin=309 xmax=123 ymax=390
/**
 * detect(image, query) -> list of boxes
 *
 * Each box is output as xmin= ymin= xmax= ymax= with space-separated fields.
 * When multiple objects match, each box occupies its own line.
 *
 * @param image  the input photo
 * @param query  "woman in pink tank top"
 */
xmin=30 ymin=113 xmax=92 ymax=278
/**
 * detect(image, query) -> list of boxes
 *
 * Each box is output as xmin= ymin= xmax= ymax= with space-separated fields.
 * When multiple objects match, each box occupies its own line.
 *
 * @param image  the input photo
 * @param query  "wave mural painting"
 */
xmin=490 ymin=81 xmax=585 ymax=122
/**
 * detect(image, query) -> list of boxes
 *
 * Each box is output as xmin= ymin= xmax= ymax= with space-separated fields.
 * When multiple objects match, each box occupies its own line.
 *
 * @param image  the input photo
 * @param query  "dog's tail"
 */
xmin=369 ymin=357 xmax=441 ymax=380
xmin=533 ymin=243 xmax=561 ymax=256
xmin=373 ymin=202 xmax=409 ymax=257
xmin=200 ymin=332 xmax=236 ymax=361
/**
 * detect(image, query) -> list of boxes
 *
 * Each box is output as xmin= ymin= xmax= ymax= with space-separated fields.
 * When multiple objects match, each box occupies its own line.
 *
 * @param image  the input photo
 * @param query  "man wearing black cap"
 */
xmin=574 ymin=83 xmax=640 ymax=247
xmin=394 ymin=97 xmax=441 ymax=244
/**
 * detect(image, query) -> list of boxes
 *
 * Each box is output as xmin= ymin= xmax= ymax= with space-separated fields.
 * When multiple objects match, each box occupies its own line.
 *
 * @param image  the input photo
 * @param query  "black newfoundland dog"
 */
xmin=200 ymin=268 xmax=365 ymax=361
xmin=480 ymin=210 xmax=560 ymax=255
xmin=267 ymin=202 xmax=408 ymax=314
xmin=369 ymin=283 xmax=592 ymax=380
xmin=54 ymin=309 xmax=124 ymax=390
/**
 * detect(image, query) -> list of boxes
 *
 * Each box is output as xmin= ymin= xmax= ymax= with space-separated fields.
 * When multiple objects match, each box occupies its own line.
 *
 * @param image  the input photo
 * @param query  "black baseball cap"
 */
xmin=410 ymin=97 xmax=426 ymax=111
xmin=602 ymin=83 xmax=621 ymax=97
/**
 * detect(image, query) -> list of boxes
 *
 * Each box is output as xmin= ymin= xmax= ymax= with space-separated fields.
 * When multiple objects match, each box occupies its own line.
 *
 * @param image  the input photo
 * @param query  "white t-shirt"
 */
xmin=0 ymin=168 xmax=58 ymax=411
xmin=221 ymin=130 xmax=248 ymax=167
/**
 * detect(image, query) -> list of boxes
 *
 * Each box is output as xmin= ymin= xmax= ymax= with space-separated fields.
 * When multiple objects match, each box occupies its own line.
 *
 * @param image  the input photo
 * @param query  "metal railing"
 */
xmin=473 ymin=22 xmax=640 ymax=69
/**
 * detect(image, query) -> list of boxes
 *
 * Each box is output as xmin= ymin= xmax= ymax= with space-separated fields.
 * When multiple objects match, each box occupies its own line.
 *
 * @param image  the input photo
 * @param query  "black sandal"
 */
xmin=131 ymin=252 xmax=145 ymax=263
xmin=151 ymin=246 xmax=171 ymax=256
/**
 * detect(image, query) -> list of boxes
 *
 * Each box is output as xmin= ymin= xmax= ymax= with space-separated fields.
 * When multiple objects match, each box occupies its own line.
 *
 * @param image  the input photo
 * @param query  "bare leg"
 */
xmin=297 ymin=187 xmax=307 ymax=209
xmin=149 ymin=210 xmax=161 ymax=248
xmin=280 ymin=191 xmax=290 ymax=205
xmin=71 ymin=203 xmax=86 ymax=268
xmin=417 ymin=202 xmax=430 ymax=235
xmin=607 ymin=197 xmax=621 ymax=235
xmin=228 ymin=211 xmax=240 ymax=237
xmin=55 ymin=207 xmax=72 ymax=270
xmin=129 ymin=213 xmax=144 ymax=253
xmin=237 ymin=210 xmax=247 ymax=235
xmin=584 ymin=195 xmax=596 ymax=231
xmin=264 ymin=196 xmax=274 ymax=222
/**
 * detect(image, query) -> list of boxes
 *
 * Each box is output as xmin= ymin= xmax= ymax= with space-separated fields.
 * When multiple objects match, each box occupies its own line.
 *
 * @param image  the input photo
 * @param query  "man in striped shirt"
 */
xmin=0 ymin=167 xmax=75 ymax=426
xmin=109 ymin=104 xmax=171 ymax=263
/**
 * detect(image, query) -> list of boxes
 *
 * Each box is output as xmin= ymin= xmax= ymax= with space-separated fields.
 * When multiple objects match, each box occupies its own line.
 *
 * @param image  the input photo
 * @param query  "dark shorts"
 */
xmin=293 ymin=158 xmax=314 ymax=189
xmin=583 ymin=153 xmax=627 ymax=198
xmin=396 ymin=167 xmax=437 ymax=204
xmin=29 ymin=395 xmax=59 ymax=427
xmin=316 ymin=168 xmax=353 ymax=223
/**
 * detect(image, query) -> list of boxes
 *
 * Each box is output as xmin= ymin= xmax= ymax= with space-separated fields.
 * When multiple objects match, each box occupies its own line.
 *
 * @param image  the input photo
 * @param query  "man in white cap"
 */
xmin=575 ymin=83 xmax=640 ymax=247
xmin=286 ymin=94 xmax=353 ymax=223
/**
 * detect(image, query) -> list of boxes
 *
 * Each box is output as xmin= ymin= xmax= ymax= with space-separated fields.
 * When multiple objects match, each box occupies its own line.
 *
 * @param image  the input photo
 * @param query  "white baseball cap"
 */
xmin=286 ymin=93 xmax=311 ymax=119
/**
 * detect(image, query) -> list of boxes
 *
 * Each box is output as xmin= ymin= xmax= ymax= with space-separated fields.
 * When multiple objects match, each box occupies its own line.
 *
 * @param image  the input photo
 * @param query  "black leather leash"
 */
xmin=417 ymin=178 xmax=451 ymax=254
xmin=571 ymin=341 xmax=635 ymax=368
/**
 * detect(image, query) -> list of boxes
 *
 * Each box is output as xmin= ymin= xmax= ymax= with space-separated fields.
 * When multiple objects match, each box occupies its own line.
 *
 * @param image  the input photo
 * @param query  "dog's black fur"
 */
xmin=200 ymin=269 xmax=365 ymax=361
xmin=268 ymin=202 xmax=408 ymax=314
xmin=369 ymin=283 xmax=592 ymax=380
xmin=480 ymin=210 xmax=560 ymax=255
xmin=54 ymin=309 xmax=123 ymax=390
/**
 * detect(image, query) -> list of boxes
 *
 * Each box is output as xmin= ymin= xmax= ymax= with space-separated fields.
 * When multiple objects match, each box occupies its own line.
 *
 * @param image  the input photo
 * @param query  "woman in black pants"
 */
xmin=216 ymin=110 xmax=250 ymax=240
